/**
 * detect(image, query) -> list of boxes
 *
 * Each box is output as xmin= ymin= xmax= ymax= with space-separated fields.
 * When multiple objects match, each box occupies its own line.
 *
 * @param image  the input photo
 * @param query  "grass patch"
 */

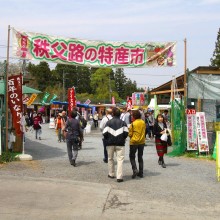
xmin=0 ymin=152 xmax=20 ymax=163
xmin=183 ymin=151 xmax=215 ymax=161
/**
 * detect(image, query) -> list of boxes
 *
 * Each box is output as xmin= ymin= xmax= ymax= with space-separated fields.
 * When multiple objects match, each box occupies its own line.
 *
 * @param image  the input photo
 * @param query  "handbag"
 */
xmin=167 ymin=135 xmax=172 ymax=146
xmin=160 ymin=133 xmax=168 ymax=142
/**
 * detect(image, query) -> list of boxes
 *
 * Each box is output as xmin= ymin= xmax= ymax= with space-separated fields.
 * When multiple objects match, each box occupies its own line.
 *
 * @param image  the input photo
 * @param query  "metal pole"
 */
xmin=184 ymin=38 xmax=187 ymax=108
xmin=5 ymin=25 xmax=11 ymax=152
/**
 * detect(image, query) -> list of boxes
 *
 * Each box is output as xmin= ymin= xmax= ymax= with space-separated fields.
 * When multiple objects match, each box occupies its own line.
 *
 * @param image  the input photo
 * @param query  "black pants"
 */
xmin=129 ymin=144 xmax=144 ymax=175
xmin=102 ymin=138 xmax=108 ymax=160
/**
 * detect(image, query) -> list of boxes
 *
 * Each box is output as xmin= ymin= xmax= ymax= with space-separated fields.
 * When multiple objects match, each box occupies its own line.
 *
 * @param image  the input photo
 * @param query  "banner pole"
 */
xmin=184 ymin=38 xmax=187 ymax=109
xmin=5 ymin=25 xmax=11 ymax=152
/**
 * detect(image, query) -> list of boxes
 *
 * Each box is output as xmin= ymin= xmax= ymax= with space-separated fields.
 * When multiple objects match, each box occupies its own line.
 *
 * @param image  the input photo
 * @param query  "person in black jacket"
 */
xmin=103 ymin=107 xmax=128 ymax=182
xmin=153 ymin=114 xmax=168 ymax=168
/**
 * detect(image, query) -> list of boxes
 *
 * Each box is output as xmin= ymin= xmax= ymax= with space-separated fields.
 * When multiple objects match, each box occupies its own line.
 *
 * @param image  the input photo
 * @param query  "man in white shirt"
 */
xmin=100 ymin=108 xmax=113 ymax=163
xmin=120 ymin=107 xmax=131 ymax=128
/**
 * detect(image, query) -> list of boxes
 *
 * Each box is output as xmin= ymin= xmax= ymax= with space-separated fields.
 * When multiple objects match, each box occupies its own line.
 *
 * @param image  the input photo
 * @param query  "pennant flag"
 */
xmin=49 ymin=94 xmax=58 ymax=104
xmin=41 ymin=92 xmax=50 ymax=105
xmin=27 ymin=94 xmax=37 ymax=106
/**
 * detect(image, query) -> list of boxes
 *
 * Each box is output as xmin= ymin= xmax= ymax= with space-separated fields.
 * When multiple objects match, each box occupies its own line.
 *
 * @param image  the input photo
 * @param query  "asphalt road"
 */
xmin=0 ymin=122 xmax=219 ymax=220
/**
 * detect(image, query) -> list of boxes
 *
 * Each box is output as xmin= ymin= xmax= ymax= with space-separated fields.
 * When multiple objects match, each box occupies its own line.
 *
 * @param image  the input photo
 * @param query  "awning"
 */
xmin=52 ymin=101 xmax=68 ymax=105
xmin=22 ymin=85 xmax=42 ymax=94
xmin=0 ymin=81 xmax=42 ymax=95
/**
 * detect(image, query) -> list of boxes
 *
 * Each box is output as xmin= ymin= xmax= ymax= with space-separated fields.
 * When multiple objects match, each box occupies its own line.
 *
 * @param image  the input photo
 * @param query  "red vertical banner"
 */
xmin=111 ymin=96 xmax=115 ymax=105
xmin=8 ymin=74 xmax=23 ymax=136
xmin=68 ymin=87 xmax=76 ymax=116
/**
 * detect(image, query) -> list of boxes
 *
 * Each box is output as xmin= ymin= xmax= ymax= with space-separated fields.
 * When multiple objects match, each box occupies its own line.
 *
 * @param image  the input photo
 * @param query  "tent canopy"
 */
xmin=0 ymin=81 xmax=42 ymax=95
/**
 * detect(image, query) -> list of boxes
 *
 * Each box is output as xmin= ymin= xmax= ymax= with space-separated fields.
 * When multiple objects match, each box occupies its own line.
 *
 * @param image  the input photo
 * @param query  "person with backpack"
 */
xmin=64 ymin=110 xmax=83 ymax=167
xmin=73 ymin=107 xmax=87 ymax=150
xmin=120 ymin=107 xmax=131 ymax=128
xmin=33 ymin=112 xmax=43 ymax=140
xmin=100 ymin=108 xmax=113 ymax=163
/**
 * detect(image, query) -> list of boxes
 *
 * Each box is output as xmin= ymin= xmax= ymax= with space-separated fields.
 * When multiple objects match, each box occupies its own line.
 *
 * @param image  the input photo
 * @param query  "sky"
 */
xmin=0 ymin=0 xmax=220 ymax=89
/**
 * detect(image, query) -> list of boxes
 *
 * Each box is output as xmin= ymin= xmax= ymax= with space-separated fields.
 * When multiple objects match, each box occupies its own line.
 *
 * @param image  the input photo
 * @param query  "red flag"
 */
xmin=68 ymin=88 xmax=76 ymax=116
xmin=8 ymin=74 xmax=23 ymax=136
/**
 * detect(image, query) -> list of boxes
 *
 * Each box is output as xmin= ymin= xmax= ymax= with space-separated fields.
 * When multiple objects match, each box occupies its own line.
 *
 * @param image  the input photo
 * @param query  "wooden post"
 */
xmin=197 ymin=98 xmax=202 ymax=112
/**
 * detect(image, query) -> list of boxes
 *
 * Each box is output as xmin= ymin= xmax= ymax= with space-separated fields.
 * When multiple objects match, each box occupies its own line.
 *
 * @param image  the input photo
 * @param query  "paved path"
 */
xmin=0 ymin=123 xmax=219 ymax=219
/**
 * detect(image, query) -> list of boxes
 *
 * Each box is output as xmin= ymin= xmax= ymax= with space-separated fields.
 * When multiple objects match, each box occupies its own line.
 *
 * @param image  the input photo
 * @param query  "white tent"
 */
xmin=148 ymin=98 xmax=171 ymax=110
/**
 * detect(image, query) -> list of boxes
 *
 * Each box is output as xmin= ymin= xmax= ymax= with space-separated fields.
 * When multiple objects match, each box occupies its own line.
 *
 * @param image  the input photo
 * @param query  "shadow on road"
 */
xmin=25 ymin=138 xmax=66 ymax=160
xmin=166 ymin=163 xmax=180 ymax=167
xmin=76 ymin=161 xmax=96 ymax=166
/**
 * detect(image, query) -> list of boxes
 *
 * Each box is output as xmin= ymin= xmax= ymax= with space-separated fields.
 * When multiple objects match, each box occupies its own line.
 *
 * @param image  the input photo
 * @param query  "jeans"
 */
xmin=35 ymin=129 xmax=42 ymax=139
xmin=57 ymin=128 xmax=64 ymax=141
xmin=129 ymin=144 xmax=144 ymax=175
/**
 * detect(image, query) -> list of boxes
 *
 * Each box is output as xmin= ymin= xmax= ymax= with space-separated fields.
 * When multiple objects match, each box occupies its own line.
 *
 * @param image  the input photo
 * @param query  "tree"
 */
xmin=210 ymin=28 xmax=220 ymax=67
xmin=114 ymin=68 xmax=127 ymax=99
xmin=90 ymin=68 xmax=119 ymax=103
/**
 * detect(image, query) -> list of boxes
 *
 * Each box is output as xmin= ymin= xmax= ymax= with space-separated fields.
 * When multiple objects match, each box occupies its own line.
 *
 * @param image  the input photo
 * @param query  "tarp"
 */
xmin=188 ymin=73 xmax=220 ymax=100
xmin=12 ymin=28 xmax=177 ymax=68
xmin=0 ymin=81 xmax=42 ymax=95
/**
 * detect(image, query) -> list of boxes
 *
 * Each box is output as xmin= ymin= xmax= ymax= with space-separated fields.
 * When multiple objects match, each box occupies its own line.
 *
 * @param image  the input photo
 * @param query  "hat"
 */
xmin=58 ymin=113 xmax=62 ymax=116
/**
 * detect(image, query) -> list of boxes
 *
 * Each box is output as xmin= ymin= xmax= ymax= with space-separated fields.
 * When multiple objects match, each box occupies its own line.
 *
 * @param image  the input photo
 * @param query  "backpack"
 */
xmin=80 ymin=116 xmax=87 ymax=129
xmin=33 ymin=118 xmax=41 ymax=130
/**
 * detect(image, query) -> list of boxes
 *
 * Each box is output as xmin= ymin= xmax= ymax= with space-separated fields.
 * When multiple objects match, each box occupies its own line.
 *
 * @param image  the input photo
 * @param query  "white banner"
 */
xmin=196 ymin=112 xmax=209 ymax=152
xmin=12 ymin=28 xmax=176 ymax=68
xmin=187 ymin=114 xmax=198 ymax=150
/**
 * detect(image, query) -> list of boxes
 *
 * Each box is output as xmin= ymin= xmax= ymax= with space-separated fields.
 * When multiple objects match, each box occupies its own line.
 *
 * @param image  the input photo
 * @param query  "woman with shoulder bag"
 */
xmin=153 ymin=114 xmax=168 ymax=168
xmin=64 ymin=110 xmax=82 ymax=167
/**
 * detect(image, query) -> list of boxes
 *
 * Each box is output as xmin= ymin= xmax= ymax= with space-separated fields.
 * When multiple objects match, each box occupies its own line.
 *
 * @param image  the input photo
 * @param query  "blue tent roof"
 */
xmin=52 ymin=101 xmax=68 ymax=105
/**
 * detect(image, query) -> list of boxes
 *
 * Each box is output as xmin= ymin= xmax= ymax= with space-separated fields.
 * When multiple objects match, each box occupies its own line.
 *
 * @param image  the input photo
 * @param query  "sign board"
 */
xmin=186 ymin=113 xmax=197 ymax=151
xmin=196 ymin=112 xmax=209 ymax=152
xmin=217 ymin=131 xmax=220 ymax=181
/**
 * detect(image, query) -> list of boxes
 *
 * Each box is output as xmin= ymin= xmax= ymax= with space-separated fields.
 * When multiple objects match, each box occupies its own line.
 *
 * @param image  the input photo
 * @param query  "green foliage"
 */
xmin=26 ymin=61 xmax=142 ymax=103
xmin=0 ymin=152 xmax=19 ymax=163
xmin=210 ymin=28 xmax=220 ymax=67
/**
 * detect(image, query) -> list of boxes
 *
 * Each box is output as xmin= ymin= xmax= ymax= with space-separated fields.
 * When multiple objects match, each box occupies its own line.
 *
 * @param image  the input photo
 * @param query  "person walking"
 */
xmin=93 ymin=111 xmax=99 ymax=128
xmin=55 ymin=113 xmax=66 ymax=142
xmin=128 ymin=110 xmax=146 ymax=178
xmin=64 ymin=110 xmax=82 ymax=167
xmin=100 ymin=108 xmax=113 ymax=163
xmin=148 ymin=111 xmax=155 ymax=139
xmin=33 ymin=112 xmax=43 ymax=140
xmin=153 ymin=114 xmax=168 ymax=168
xmin=120 ymin=107 xmax=131 ymax=128
xmin=103 ymin=107 xmax=128 ymax=182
